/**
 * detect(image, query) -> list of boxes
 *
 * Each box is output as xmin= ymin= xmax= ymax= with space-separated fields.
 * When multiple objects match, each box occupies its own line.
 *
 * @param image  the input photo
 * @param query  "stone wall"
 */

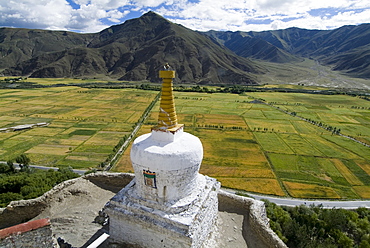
xmin=218 ymin=190 xmax=287 ymax=248
xmin=0 ymin=172 xmax=287 ymax=248
xmin=0 ymin=221 xmax=57 ymax=247
xmin=0 ymin=172 xmax=134 ymax=229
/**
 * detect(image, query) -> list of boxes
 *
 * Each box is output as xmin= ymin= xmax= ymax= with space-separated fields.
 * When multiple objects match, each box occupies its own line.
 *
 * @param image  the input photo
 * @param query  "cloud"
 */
xmin=162 ymin=0 xmax=370 ymax=31
xmin=0 ymin=0 xmax=369 ymax=32
xmin=133 ymin=0 xmax=168 ymax=7
xmin=0 ymin=0 xmax=73 ymax=30
xmin=0 ymin=0 xmax=133 ymax=32
xmin=66 ymin=0 xmax=132 ymax=32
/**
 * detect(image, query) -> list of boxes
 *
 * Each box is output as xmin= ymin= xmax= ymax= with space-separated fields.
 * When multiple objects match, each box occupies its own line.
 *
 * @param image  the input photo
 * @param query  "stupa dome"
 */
xmin=130 ymin=68 xmax=203 ymax=203
xmin=131 ymin=129 xmax=203 ymax=203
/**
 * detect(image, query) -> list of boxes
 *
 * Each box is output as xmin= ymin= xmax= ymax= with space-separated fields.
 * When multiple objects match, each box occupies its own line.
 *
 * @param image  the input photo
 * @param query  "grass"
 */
xmin=267 ymin=154 xmax=299 ymax=171
xmin=254 ymin=132 xmax=294 ymax=154
xmin=1 ymin=79 xmax=369 ymax=199
xmin=0 ymin=85 xmax=158 ymax=168
xmin=353 ymin=186 xmax=370 ymax=198
xmin=115 ymin=90 xmax=370 ymax=199
xmin=282 ymin=181 xmax=341 ymax=199
xmin=220 ymin=178 xmax=285 ymax=196
xmin=331 ymin=159 xmax=363 ymax=186
xmin=25 ymin=144 xmax=72 ymax=155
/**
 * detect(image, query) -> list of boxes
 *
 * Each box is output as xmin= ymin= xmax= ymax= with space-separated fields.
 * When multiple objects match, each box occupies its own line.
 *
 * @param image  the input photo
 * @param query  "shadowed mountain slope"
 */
xmin=1 ymin=12 xmax=369 ymax=82
xmin=1 ymin=12 xmax=264 ymax=85
xmin=0 ymin=28 xmax=94 ymax=70
xmin=206 ymin=31 xmax=302 ymax=63
xmin=206 ymin=24 xmax=370 ymax=79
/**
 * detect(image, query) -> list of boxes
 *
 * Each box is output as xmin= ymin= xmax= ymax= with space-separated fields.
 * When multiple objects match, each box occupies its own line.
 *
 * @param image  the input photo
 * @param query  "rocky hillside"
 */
xmin=0 ymin=12 xmax=264 ymax=85
xmin=0 ymin=28 xmax=94 ymax=70
xmin=206 ymin=24 xmax=370 ymax=78
xmin=1 ymin=12 xmax=369 ymax=82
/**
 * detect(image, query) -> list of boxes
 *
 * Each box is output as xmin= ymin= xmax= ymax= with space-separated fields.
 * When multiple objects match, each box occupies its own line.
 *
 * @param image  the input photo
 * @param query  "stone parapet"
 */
xmin=0 ymin=172 xmax=134 ymax=229
xmin=218 ymin=190 xmax=288 ymax=248
xmin=0 ymin=173 xmax=287 ymax=248
xmin=105 ymin=174 xmax=220 ymax=248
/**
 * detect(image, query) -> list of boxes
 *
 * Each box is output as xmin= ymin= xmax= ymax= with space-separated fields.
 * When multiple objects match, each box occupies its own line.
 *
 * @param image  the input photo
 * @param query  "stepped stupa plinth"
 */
xmin=105 ymin=65 xmax=220 ymax=248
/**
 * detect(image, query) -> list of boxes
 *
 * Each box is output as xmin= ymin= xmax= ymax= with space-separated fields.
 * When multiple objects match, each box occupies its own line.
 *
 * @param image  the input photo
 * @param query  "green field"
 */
xmin=1 ymin=80 xmax=369 ymax=199
xmin=116 ymin=90 xmax=370 ymax=199
xmin=0 ymin=86 xmax=158 ymax=168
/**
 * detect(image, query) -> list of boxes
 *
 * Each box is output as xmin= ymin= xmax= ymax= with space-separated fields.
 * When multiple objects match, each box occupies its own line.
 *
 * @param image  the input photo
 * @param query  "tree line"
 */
xmin=264 ymin=200 xmax=370 ymax=248
xmin=0 ymin=154 xmax=79 ymax=207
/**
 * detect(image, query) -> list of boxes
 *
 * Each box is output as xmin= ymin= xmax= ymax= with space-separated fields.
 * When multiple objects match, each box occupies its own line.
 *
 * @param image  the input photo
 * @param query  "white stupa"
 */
xmin=105 ymin=66 xmax=220 ymax=248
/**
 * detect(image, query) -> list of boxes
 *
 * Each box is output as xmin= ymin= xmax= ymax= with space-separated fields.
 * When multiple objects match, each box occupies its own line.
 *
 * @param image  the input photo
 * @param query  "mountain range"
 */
xmin=0 ymin=11 xmax=369 ymax=85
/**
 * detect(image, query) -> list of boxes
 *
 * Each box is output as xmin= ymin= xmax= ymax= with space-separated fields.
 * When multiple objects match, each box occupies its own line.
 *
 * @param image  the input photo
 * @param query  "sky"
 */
xmin=0 ymin=0 xmax=370 ymax=33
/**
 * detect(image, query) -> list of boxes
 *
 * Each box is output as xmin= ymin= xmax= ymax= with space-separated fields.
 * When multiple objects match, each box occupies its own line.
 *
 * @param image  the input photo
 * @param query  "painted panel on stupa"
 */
xmin=143 ymin=170 xmax=157 ymax=188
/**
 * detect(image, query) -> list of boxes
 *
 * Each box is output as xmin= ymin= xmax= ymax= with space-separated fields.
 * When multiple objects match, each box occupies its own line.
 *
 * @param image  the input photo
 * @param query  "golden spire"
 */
xmin=152 ymin=64 xmax=184 ymax=133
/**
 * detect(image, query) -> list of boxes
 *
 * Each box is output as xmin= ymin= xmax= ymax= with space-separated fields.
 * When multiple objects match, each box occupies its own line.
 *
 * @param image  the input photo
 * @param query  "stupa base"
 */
xmin=105 ymin=174 xmax=220 ymax=248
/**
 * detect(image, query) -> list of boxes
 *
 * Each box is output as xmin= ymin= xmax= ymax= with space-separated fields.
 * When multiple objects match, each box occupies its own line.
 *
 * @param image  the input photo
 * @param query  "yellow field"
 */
xmin=283 ymin=181 xmax=341 ymax=198
xmin=219 ymin=178 xmax=285 ymax=196
xmin=195 ymin=114 xmax=247 ymax=127
xmin=246 ymin=119 xmax=297 ymax=133
xmin=26 ymin=144 xmax=72 ymax=155
xmin=65 ymin=156 xmax=91 ymax=161
xmin=317 ymin=112 xmax=360 ymax=124
xmin=0 ymin=86 xmax=158 ymax=169
xmin=356 ymin=160 xmax=370 ymax=175
xmin=65 ymin=155 xmax=103 ymax=162
xmin=112 ymin=124 xmax=153 ymax=173
xmin=113 ymin=90 xmax=370 ymax=198
xmin=2 ymin=82 xmax=368 ymax=198
xmin=25 ymin=127 xmax=65 ymax=136
xmin=353 ymin=186 xmax=370 ymax=198
xmin=331 ymin=159 xmax=363 ymax=185
xmin=26 ymin=154 xmax=64 ymax=166
xmin=114 ymin=151 xmax=134 ymax=173
xmin=195 ymin=129 xmax=268 ymax=169
xmin=254 ymin=132 xmax=295 ymax=154
xmin=126 ymin=111 xmax=143 ymax=123
xmin=200 ymin=166 xmax=275 ymax=178
xmin=84 ymin=132 xmax=124 ymax=146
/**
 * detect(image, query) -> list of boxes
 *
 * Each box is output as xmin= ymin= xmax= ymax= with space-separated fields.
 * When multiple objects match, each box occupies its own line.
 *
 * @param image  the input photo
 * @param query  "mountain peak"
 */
xmin=134 ymin=11 xmax=170 ymax=25
xmin=142 ymin=11 xmax=162 ymax=18
xmin=0 ymin=11 xmax=262 ymax=84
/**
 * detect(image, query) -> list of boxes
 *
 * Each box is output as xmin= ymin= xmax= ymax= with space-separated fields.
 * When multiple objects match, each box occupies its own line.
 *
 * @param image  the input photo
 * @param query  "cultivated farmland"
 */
xmin=1 ymin=79 xmax=369 ymax=199
xmin=115 ymin=90 xmax=370 ymax=199
xmin=0 ymin=86 xmax=158 ymax=168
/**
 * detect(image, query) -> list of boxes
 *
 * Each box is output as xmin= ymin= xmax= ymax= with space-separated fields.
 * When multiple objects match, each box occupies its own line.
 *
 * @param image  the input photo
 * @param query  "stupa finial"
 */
xmin=152 ymin=64 xmax=184 ymax=133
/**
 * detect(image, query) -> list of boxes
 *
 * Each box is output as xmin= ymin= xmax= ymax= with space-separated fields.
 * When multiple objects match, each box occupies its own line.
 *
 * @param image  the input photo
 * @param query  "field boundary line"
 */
xmin=104 ymin=92 xmax=160 ymax=171
xmin=243 ymin=115 xmax=289 ymax=197
xmin=256 ymin=100 xmax=370 ymax=148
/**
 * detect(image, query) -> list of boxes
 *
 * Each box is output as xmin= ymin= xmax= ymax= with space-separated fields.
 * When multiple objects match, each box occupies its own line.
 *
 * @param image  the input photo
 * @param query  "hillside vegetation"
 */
xmin=206 ymin=24 xmax=370 ymax=79
xmin=0 ymin=12 xmax=262 ymax=85
xmin=1 ymin=12 xmax=370 ymax=86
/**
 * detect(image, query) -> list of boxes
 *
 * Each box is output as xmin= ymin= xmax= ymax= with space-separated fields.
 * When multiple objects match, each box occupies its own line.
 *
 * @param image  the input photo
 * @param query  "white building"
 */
xmin=105 ymin=68 xmax=220 ymax=247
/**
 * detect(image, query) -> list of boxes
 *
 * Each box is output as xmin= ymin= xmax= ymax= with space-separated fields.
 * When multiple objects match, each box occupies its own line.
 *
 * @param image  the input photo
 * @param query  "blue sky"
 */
xmin=0 ymin=0 xmax=369 ymax=33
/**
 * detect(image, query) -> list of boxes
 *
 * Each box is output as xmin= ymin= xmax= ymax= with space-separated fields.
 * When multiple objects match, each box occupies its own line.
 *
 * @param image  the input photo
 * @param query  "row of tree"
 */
xmin=99 ymin=92 xmax=161 ymax=170
xmin=304 ymin=118 xmax=341 ymax=135
xmin=2 ymin=77 xmax=370 ymax=100
xmin=264 ymin=200 xmax=370 ymax=248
